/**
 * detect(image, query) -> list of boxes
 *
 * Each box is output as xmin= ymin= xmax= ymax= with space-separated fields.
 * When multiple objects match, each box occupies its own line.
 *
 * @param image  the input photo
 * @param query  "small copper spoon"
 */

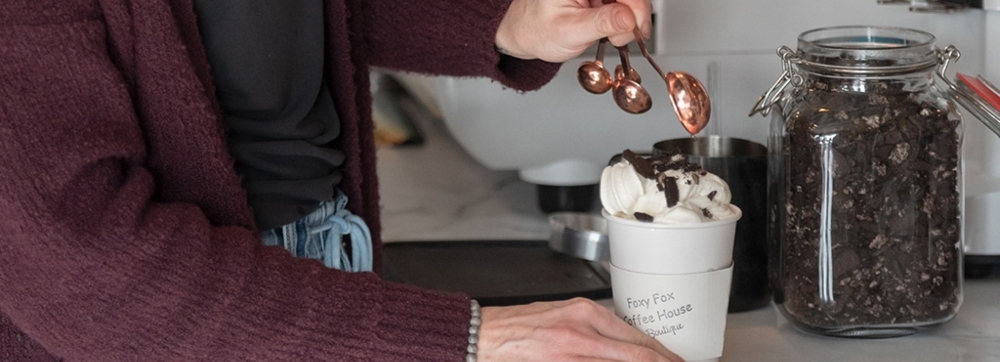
xmin=631 ymin=28 xmax=711 ymax=135
xmin=612 ymin=44 xmax=652 ymax=114
xmin=614 ymin=64 xmax=642 ymax=84
xmin=577 ymin=38 xmax=612 ymax=94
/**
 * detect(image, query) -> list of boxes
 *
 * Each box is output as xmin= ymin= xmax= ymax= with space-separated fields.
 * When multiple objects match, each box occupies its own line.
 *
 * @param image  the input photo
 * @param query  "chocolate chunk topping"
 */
xmin=662 ymin=176 xmax=679 ymax=208
xmin=708 ymin=190 xmax=717 ymax=201
xmin=618 ymin=149 xmax=712 ymax=211
xmin=702 ymin=208 xmax=713 ymax=219
xmin=633 ymin=212 xmax=654 ymax=222
xmin=623 ymin=150 xmax=657 ymax=179
xmin=620 ymin=149 xmax=708 ymax=179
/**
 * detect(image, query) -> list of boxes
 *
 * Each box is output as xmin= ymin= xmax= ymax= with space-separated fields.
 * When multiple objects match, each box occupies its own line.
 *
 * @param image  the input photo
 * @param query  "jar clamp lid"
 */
xmin=749 ymin=26 xmax=1000 ymax=137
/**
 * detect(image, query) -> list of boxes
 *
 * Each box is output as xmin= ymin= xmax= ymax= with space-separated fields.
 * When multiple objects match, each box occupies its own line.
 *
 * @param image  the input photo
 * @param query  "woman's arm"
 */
xmin=354 ymin=0 xmax=651 ymax=91
xmin=352 ymin=0 xmax=559 ymax=90
xmin=0 ymin=2 xmax=471 ymax=360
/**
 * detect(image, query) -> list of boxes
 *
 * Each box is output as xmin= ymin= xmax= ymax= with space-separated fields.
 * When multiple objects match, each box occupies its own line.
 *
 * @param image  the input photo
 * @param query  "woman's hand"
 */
xmin=477 ymin=298 xmax=684 ymax=361
xmin=495 ymin=0 xmax=653 ymax=63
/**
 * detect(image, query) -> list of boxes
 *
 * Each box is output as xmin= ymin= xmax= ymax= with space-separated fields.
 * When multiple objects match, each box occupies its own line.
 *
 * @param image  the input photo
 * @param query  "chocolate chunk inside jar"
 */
xmin=759 ymin=26 xmax=963 ymax=338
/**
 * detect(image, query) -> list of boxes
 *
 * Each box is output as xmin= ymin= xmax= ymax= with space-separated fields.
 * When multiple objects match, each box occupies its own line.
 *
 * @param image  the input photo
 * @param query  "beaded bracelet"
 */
xmin=467 ymin=299 xmax=481 ymax=362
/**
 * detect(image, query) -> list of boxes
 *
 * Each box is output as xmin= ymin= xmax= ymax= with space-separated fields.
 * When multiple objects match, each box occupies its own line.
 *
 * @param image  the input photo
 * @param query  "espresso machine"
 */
xmin=391 ymin=0 xmax=1000 ymax=275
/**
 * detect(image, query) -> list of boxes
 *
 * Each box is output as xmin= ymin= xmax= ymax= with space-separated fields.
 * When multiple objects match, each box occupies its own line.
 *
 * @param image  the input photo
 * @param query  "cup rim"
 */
xmin=601 ymin=207 xmax=742 ymax=229
xmin=610 ymin=260 xmax=734 ymax=276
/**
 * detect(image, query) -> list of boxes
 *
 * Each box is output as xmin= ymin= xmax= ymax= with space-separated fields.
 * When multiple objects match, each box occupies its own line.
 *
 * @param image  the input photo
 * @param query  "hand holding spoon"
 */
xmin=572 ymin=3 xmax=711 ymax=135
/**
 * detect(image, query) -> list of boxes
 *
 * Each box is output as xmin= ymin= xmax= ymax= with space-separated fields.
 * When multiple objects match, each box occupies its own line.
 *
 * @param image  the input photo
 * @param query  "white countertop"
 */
xmin=376 ymin=104 xmax=1000 ymax=362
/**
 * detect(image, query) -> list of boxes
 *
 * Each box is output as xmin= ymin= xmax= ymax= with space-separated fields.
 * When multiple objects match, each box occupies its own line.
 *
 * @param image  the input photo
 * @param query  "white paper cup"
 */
xmin=603 ymin=208 xmax=740 ymax=274
xmin=603 ymin=208 xmax=741 ymax=362
xmin=610 ymin=263 xmax=733 ymax=362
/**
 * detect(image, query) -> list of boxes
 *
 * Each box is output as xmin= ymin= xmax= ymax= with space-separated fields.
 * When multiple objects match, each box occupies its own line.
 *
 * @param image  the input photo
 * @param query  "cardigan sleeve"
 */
xmin=0 ymin=2 xmax=470 ymax=361
xmin=352 ymin=0 xmax=563 ymax=91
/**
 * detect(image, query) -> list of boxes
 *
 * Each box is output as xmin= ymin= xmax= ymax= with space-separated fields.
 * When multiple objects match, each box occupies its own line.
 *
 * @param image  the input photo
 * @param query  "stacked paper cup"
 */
xmin=604 ymin=208 xmax=741 ymax=362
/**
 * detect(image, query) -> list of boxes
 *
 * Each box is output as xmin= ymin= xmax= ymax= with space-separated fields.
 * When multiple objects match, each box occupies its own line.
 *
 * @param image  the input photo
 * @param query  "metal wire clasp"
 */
xmin=936 ymin=45 xmax=1000 ymax=137
xmin=749 ymin=46 xmax=801 ymax=117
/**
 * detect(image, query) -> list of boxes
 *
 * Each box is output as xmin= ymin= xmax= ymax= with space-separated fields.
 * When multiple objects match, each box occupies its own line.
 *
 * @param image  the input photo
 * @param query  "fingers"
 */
xmin=478 ymin=298 xmax=684 ymax=361
xmin=617 ymin=0 xmax=654 ymax=35
xmin=548 ymin=299 xmax=684 ymax=362
xmin=575 ymin=299 xmax=685 ymax=362
xmin=587 ymin=337 xmax=685 ymax=362
xmin=494 ymin=0 xmax=654 ymax=62
xmin=593 ymin=0 xmax=652 ymax=46
xmin=620 ymin=332 xmax=685 ymax=362
xmin=591 ymin=4 xmax=637 ymax=38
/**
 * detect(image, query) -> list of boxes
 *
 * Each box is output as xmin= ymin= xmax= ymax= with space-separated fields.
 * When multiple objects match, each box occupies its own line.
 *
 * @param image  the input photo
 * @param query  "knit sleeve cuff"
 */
xmin=370 ymin=281 xmax=473 ymax=360
xmin=479 ymin=1 xmax=562 ymax=91
xmin=494 ymin=55 xmax=562 ymax=92
xmin=362 ymin=0 xmax=563 ymax=92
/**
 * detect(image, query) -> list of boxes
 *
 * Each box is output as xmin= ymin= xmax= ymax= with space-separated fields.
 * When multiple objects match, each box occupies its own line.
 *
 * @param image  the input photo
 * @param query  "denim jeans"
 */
xmin=260 ymin=190 xmax=373 ymax=272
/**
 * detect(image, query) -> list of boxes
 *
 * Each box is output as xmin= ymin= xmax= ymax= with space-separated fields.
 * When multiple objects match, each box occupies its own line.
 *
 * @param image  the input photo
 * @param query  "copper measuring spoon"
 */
xmin=630 ymin=28 xmax=712 ymax=135
xmin=577 ymin=38 xmax=613 ymax=94
xmin=576 ymin=0 xmax=618 ymax=94
xmin=614 ymin=64 xmax=642 ymax=84
xmin=612 ymin=43 xmax=652 ymax=114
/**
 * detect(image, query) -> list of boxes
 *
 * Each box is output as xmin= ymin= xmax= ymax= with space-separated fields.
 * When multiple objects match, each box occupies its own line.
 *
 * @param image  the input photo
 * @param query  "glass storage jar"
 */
xmin=751 ymin=26 xmax=965 ymax=338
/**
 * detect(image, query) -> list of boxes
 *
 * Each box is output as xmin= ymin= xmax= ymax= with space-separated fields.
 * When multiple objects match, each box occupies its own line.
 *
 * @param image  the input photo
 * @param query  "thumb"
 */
xmin=588 ymin=3 xmax=637 ymax=40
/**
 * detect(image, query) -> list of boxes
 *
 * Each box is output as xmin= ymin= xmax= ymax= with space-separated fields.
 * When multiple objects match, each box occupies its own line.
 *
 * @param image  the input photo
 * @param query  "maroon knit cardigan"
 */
xmin=0 ymin=0 xmax=559 ymax=360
